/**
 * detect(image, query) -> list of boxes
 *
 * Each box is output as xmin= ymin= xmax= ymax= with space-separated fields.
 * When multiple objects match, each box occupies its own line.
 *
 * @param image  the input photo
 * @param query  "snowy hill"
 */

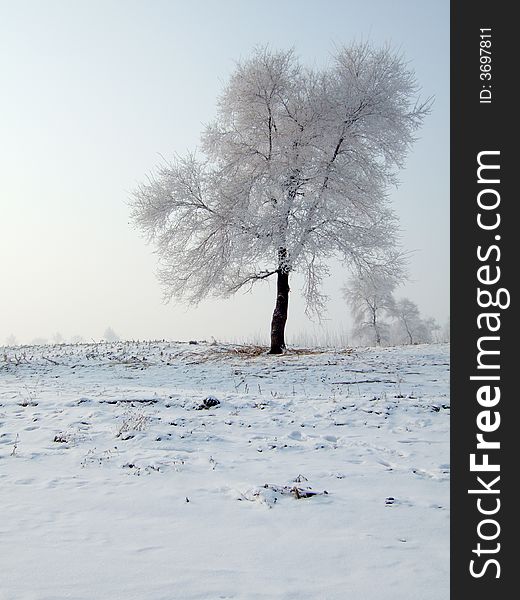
xmin=0 ymin=341 xmax=449 ymax=599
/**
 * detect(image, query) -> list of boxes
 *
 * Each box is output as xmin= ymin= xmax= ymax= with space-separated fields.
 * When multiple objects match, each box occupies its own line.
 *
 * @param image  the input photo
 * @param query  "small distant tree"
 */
xmin=70 ymin=335 xmax=85 ymax=344
xmin=390 ymin=298 xmax=438 ymax=344
xmin=103 ymin=327 xmax=120 ymax=342
xmin=5 ymin=334 xmax=18 ymax=346
xmin=442 ymin=316 xmax=450 ymax=342
xmin=424 ymin=316 xmax=441 ymax=342
xmin=52 ymin=332 xmax=64 ymax=344
xmin=130 ymin=44 xmax=429 ymax=353
xmin=343 ymin=268 xmax=401 ymax=345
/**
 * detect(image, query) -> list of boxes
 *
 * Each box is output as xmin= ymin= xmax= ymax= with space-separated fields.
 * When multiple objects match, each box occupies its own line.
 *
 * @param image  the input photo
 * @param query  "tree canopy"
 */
xmin=130 ymin=44 xmax=430 ymax=350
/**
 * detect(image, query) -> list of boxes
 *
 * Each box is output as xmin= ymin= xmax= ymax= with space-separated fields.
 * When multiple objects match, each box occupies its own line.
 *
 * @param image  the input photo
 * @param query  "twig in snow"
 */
xmin=43 ymin=356 xmax=60 ymax=365
xmin=10 ymin=434 xmax=19 ymax=456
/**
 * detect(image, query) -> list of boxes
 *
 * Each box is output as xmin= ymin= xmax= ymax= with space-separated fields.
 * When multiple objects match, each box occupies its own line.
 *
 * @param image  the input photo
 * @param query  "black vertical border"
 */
xmin=451 ymin=1 xmax=515 ymax=596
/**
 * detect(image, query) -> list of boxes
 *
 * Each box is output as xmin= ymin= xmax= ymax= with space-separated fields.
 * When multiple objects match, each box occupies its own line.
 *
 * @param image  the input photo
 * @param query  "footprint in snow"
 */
xmin=412 ymin=467 xmax=449 ymax=481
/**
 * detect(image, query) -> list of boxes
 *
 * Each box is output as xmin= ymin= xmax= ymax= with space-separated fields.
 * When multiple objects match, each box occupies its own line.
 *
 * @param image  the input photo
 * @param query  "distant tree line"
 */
xmin=344 ymin=269 xmax=448 ymax=346
xmin=3 ymin=327 xmax=120 ymax=347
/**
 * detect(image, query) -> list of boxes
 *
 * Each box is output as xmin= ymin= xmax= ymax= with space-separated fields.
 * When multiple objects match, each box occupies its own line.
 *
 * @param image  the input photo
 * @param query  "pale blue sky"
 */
xmin=0 ymin=0 xmax=449 ymax=345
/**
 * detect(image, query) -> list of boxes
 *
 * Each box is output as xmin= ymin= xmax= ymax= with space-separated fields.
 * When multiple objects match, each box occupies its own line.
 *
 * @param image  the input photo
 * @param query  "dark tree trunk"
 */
xmin=269 ymin=252 xmax=290 ymax=354
xmin=403 ymin=319 xmax=413 ymax=344
xmin=372 ymin=310 xmax=381 ymax=345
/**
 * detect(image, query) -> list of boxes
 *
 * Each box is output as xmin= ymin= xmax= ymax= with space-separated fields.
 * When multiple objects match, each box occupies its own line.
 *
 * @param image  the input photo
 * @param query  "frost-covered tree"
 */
xmin=130 ymin=44 xmax=429 ymax=353
xmin=390 ymin=298 xmax=439 ymax=345
xmin=344 ymin=268 xmax=400 ymax=345
xmin=424 ymin=316 xmax=441 ymax=342
xmin=103 ymin=327 xmax=120 ymax=343
xmin=442 ymin=316 xmax=450 ymax=342
xmin=5 ymin=334 xmax=18 ymax=346
xmin=52 ymin=332 xmax=64 ymax=344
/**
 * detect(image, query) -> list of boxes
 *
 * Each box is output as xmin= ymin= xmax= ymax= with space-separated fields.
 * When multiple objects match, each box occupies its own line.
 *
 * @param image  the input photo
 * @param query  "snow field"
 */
xmin=0 ymin=341 xmax=449 ymax=600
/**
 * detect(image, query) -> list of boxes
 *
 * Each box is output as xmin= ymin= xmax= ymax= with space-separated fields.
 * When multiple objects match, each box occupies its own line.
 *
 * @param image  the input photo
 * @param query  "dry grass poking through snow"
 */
xmin=201 ymin=343 xmax=354 ymax=360
xmin=0 ymin=340 xmax=449 ymax=600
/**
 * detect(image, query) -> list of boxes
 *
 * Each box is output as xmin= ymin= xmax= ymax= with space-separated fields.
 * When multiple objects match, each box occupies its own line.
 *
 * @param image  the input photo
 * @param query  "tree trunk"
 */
xmin=372 ymin=310 xmax=381 ymax=345
xmin=269 ymin=268 xmax=290 ymax=354
xmin=404 ymin=321 xmax=413 ymax=344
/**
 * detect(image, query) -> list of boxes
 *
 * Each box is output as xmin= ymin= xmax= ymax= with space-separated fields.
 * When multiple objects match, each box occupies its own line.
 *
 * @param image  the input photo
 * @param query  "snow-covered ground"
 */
xmin=0 ymin=341 xmax=449 ymax=600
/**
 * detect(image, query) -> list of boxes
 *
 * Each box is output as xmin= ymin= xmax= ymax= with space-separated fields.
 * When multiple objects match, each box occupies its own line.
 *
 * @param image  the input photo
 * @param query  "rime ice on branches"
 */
xmin=130 ymin=44 xmax=430 ymax=353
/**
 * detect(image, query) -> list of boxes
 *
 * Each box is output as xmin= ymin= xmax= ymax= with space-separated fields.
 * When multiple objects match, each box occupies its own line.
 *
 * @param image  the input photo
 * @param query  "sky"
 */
xmin=0 ymin=0 xmax=449 ymax=346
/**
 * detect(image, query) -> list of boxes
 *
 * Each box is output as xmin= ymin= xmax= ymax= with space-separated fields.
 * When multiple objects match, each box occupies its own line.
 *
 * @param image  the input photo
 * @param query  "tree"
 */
xmin=5 ymin=334 xmax=18 ymax=346
xmin=52 ymin=332 xmax=64 ymax=344
xmin=390 ymin=298 xmax=439 ymax=345
xmin=423 ymin=316 xmax=441 ymax=342
xmin=130 ymin=44 xmax=430 ymax=353
xmin=103 ymin=327 xmax=120 ymax=343
xmin=344 ymin=268 xmax=400 ymax=346
xmin=442 ymin=316 xmax=450 ymax=342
